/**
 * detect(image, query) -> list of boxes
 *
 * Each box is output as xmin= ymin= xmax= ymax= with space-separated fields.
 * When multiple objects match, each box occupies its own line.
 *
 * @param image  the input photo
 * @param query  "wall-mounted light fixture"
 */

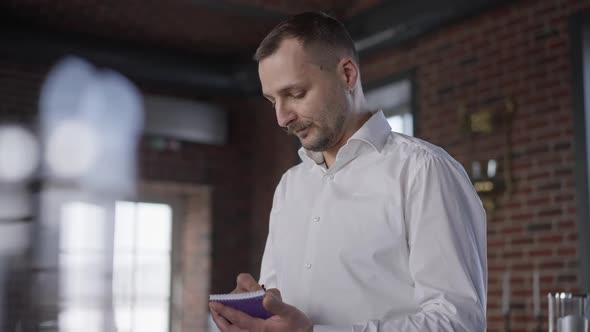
xmin=458 ymin=99 xmax=516 ymax=216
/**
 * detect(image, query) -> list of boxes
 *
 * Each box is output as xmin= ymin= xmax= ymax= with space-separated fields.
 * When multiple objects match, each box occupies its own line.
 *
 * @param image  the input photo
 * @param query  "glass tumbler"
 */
xmin=548 ymin=293 xmax=590 ymax=332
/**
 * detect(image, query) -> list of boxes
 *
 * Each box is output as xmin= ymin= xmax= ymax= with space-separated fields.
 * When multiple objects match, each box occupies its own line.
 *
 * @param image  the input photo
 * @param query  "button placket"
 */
xmin=300 ymin=177 xmax=327 ymax=311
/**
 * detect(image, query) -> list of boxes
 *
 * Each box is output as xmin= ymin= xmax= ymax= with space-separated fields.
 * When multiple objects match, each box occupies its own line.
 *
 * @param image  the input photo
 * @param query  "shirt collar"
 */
xmin=298 ymin=110 xmax=391 ymax=165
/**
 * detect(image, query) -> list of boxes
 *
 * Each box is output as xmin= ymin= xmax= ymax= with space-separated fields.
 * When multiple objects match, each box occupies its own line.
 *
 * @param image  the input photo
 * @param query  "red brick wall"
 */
xmin=0 ymin=62 xmax=49 ymax=124
xmin=361 ymin=0 xmax=590 ymax=330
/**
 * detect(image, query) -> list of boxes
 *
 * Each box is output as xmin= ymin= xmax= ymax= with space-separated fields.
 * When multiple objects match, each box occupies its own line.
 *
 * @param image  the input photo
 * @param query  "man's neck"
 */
xmin=322 ymin=111 xmax=372 ymax=168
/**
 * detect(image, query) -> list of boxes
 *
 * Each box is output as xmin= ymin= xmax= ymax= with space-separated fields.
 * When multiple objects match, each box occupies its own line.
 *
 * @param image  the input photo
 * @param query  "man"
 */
xmin=210 ymin=12 xmax=487 ymax=332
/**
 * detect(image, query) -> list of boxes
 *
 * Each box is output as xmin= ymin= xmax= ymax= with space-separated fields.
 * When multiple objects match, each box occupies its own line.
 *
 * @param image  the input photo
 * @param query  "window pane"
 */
xmin=60 ymin=252 xmax=103 ymax=268
xmin=136 ymin=203 xmax=172 ymax=252
xmin=60 ymin=262 xmax=108 ymax=300
xmin=113 ymin=252 xmax=134 ymax=300
xmin=60 ymin=202 xmax=106 ymax=251
xmin=366 ymin=78 xmax=414 ymax=137
xmin=387 ymin=115 xmax=403 ymax=134
xmin=115 ymin=201 xmax=137 ymax=251
xmin=59 ymin=306 xmax=102 ymax=332
xmin=387 ymin=113 xmax=414 ymax=136
xmin=134 ymin=254 xmax=171 ymax=299
xmin=113 ymin=201 xmax=173 ymax=332
xmin=403 ymin=112 xmax=414 ymax=137
xmin=115 ymin=304 xmax=133 ymax=332
xmin=366 ymin=79 xmax=411 ymax=111
xmin=132 ymin=305 xmax=169 ymax=332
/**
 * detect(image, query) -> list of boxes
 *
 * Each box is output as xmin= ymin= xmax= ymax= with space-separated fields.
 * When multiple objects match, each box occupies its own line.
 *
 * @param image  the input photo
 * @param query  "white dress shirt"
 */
xmin=259 ymin=111 xmax=487 ymax=332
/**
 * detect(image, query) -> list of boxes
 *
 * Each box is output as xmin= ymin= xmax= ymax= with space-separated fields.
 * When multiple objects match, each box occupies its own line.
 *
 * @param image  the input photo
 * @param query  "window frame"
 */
xmin=570 ymin=9 xmax=590 ymax=293
xmin=364 ymin=70 xmax=418 ymax=137
xmin=121 ymin=193 xmax=183 ymax=332
xmin=112 ymin=198 xmax=176 ymax=332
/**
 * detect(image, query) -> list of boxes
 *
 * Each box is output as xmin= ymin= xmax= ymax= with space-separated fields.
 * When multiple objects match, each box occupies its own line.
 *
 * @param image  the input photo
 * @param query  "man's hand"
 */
xmin=209 ymin=288 xmax=313 ymax=332
xmin=231 ymin=273 xmax=263 ymax=294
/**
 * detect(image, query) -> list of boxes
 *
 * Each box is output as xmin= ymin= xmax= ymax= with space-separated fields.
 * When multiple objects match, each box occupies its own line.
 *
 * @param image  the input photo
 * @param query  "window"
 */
xmin=572 ymin=16 xmax=590 ymax=291
xmin=59 ymin=201 xmax=108 ymax=332
xmin=58 ymin=200 xmax=173 ymax=332
xmin=365 ymin=78 xmax=414 ymax=136
xmin=113 ymin=201 xmax=173 ymax=332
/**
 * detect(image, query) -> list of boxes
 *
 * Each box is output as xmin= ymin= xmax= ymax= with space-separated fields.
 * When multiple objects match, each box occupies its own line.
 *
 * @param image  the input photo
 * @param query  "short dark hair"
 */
xmin=254 ymin=12 xmax=359 ymax=65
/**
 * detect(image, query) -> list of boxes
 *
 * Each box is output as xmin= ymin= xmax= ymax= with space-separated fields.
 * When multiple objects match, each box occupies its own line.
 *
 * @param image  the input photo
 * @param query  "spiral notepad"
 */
xmin=209 ymin=290 xmax=273 ymax=319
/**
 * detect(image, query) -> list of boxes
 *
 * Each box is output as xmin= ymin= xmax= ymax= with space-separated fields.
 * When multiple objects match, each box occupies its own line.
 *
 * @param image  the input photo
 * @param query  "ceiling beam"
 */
xmin=192 ymin=0 xmax=286 ymax=20
xmin=345 ymin=0 xmax=512 ymax=57
xmin=0 ymin=1 xmax=515 ymax=96
xmin=0 ymin=12 xmax=260 ymax=96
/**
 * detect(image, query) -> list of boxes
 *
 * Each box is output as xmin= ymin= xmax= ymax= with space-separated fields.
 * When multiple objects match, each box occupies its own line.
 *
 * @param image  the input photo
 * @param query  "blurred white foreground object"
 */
xmin=0 ymin=186 xmax=32 ymax=220
xmin=0 ymin=126 xmax=39 ymax=182
xmin=78 ymin=69 xmax=143 ymax=194
xmin=35 ymin=56 xmax=144 ymax=332
xmin=39 ymin=56 xmax=143 ymax=194
xmin=45 ymin=120 xmax=99 ymax=179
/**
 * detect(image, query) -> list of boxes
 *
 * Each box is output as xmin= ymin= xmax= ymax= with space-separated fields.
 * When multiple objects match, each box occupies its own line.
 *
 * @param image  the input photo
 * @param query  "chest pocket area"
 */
xmin=319 ymin=189 xmax=408 ymax=268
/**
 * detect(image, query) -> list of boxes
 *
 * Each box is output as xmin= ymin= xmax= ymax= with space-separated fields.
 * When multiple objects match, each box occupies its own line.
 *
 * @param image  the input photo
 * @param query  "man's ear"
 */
xmin=338 ymin=57 xmax=359 ymax=91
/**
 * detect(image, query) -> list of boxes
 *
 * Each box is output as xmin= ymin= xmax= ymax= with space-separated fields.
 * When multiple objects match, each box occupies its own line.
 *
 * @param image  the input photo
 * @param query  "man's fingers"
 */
xmin=265 ymin=288 xmax=282 ymax=301
xmin=210 ymin=308 xmax=231 ymax=331
xmin=210 ymin=301 xmax=256 ymax=329
xmin=263 ymin=288 xmax=291 ymax=316
xmin=232 ymin=273 xmax=262 ymax=293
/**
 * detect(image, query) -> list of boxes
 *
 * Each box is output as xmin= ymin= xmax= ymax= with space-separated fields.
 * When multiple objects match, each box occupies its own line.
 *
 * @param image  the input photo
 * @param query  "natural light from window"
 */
xmin=386 ymin=113 xmax=414 ymax=137
xmin=366 ymin=78 xmax=414 ymax=137
xmin=113 ymin=201 xmax=172 ymax=332
xmin=59 ymin=201 xmax=106 ymax=332
xmin=57 ymin=200 xmax=173 ymax=332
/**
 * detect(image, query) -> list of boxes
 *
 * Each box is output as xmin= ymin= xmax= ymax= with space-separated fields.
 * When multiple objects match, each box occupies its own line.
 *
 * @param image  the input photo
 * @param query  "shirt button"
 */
xmin=313 ymin=217 xmax=320 ymax=223
xmin=305 ymin=264 xmax=312 ymax=269
xmin=324 ymin=174 xmax=334 ymax=180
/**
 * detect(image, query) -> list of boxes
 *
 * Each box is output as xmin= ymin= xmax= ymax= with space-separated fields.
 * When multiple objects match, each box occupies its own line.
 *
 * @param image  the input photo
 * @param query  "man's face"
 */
xmin=258 ymin=39 xmax=350 ymax=152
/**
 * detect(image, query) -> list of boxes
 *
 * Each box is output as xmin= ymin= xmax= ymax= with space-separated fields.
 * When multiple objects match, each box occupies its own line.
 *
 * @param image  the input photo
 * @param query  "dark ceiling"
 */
xmin=0 ymin=0 xmax=510 ymax=96
xmin=1 ymin=0 xmax=385 ymax=58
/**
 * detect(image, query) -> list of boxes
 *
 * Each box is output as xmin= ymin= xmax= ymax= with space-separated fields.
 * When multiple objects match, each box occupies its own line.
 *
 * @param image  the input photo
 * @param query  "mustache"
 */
xmin=283 ymin=121 xmax=313 ymax=135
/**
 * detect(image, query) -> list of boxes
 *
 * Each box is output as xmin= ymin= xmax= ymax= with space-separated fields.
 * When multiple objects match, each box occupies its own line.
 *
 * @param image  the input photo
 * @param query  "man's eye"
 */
xmin=291 ymin=92 xmax=305 ymax=99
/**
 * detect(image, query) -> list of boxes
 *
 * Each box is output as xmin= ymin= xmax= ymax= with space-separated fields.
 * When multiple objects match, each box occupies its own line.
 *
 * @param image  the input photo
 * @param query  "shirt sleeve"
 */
xmin=315 ymin=155 xmax=488 ymax=332
xmin=258 ymin=174 xmax=286 ymax=289
xmin=259 ymin=230 xmax=277 ymax=289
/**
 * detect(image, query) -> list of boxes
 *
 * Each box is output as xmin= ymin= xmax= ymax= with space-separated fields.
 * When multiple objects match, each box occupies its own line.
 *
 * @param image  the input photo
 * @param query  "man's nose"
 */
xmin=275 ymin=101 xmax=297 ymax=128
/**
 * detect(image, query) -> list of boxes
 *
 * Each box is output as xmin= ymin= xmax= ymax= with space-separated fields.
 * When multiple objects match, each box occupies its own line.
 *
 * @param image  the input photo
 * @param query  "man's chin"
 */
xmin=299 ymin=138 xmax=316 ymax=151
xmin=300 ymin=138 xmax=327 ymax=152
